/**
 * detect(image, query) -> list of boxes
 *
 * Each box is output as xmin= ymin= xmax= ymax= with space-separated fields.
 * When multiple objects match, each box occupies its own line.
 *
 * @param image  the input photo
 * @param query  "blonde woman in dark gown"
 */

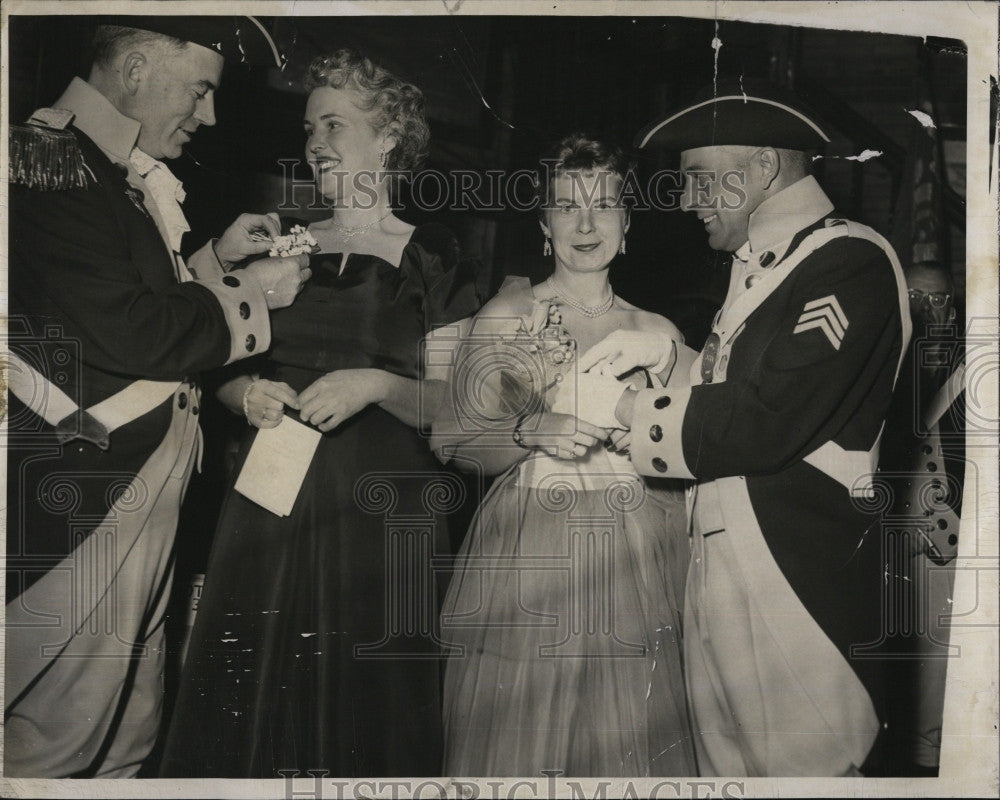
xmin=162 ymin=49 xmax=480 ymax=777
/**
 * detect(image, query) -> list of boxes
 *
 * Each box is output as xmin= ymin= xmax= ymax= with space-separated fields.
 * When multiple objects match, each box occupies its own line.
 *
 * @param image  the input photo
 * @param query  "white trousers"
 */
xmin=684 ymin=478 xmax=879 ymax=776
xmin=5 ymin=389 xmax=199 ymax=777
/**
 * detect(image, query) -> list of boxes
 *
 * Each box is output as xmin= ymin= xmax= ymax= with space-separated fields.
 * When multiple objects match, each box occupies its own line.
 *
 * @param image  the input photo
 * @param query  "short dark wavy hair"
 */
xmin=535 ymin=133 xmax=635 ymax=216
xmin=305 ymin=49 xmax=429 ymax=173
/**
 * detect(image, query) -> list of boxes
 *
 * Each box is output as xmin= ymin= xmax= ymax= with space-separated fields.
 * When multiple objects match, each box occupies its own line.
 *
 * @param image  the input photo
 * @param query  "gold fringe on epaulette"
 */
xmin=9 ymin=124 xmax=96 ymax=191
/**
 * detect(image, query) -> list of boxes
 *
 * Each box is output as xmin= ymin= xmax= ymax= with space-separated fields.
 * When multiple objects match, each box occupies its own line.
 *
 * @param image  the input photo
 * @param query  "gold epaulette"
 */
xmin=10 ymin=108 xmax=96 ymax=191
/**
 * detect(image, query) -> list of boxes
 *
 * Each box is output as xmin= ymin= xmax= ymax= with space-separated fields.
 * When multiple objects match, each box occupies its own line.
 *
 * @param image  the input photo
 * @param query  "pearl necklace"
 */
xmin=327 ymin=209 xmax=392 ymax=241
xmin=546 ymin=276 xmax=615 ymax=318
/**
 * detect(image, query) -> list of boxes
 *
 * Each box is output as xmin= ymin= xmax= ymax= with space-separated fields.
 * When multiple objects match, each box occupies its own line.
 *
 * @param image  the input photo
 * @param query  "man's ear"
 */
xmin=121 ymin=51 xmax=147 ymax=96
xmin=758 ymin=147 xmax=780 ymax=190
xmin=623 ymin=207 xmax=631 ymax=235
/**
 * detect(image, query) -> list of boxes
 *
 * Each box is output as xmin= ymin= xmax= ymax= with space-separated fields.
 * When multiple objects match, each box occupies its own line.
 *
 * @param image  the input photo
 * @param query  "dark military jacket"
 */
xmin=7 ymin=87 xmax=270 ymax=599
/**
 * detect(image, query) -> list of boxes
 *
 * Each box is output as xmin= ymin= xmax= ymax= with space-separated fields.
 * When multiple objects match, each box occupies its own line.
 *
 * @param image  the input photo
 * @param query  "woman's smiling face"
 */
xmin=541 ymin=170 xmax=628 ymax=274
xmin=304 ymin=85 xmax=387 ymax=205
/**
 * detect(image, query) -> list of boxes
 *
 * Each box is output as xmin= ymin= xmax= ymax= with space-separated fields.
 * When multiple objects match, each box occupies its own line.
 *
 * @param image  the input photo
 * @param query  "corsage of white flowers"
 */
xmin=268 ymin=225 xmax=320 ymax=257
xmin=494 ymin=299 xmax=577 ymax=417
xmin=514 ymin=297 xmax=630 ymax=429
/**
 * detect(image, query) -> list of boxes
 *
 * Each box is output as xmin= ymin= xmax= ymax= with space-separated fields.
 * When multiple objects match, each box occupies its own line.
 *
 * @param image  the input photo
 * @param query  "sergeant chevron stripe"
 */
xmin=793 ymin=294 xmax=849 ymax=350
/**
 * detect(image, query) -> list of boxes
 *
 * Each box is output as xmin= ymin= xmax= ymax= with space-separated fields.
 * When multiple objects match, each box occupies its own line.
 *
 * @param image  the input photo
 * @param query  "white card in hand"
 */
xmin=550 ymin=371 xmax=630 ymax=429
xmin=233 ymin=416 xmax=322 ymax=516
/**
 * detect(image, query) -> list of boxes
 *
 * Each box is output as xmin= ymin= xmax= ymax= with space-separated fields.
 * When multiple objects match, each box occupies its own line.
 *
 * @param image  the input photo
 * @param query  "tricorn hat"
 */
xmin=636 ymin=80 xmax=830 ymax=152
xmin=98 ymin=16 xmax=282 ymax=68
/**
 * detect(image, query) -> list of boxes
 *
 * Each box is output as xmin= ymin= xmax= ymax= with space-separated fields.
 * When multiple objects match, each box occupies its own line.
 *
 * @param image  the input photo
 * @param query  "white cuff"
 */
xmin=629 ymin=385 xmax=695 ymax=479
xmin=198 ymin=272 xmax=271 ymax=365
xmin=186 ymin=240 xmax=227 ymax=281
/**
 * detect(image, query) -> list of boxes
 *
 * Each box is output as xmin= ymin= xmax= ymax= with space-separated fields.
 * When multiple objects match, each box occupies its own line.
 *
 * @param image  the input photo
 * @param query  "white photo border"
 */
xmin=1 ymin=1 xmax=996 ymax=798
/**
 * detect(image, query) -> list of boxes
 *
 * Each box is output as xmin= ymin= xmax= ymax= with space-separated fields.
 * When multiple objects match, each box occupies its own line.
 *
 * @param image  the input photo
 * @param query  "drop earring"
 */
xmin=619 ymin=239 xmax=627 ymax=255
xmin=543 ymin=237 xmax=552 ymax=257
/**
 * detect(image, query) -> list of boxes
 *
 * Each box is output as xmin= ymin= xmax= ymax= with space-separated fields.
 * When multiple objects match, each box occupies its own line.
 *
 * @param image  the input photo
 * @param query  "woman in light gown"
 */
xmin=433 ymin=134 xmax=697 ymax=777
xmin=160 ymin=49 xmax=480 ymax=777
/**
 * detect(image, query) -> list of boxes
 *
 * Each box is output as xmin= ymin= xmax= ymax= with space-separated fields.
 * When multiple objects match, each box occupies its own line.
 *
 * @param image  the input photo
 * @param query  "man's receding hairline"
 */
xmin=91 ymin=25 xmax=190 ymax=70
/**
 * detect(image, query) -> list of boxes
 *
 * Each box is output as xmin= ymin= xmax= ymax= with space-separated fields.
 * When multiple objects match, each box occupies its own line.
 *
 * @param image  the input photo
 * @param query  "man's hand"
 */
xmin=578 ymin=329 xmax=676 ymax=378
xmin=244 ymin=254 xmax=312 ymax=309
xmin=614 ymin=387 xmax=637 ymax=429
xmin=214 ymin=212 xmax=282 ymax=267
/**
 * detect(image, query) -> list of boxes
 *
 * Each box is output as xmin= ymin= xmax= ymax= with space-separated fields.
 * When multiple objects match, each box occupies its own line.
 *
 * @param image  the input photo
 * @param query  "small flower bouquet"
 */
xmin=268 ymin=225 xmax=320 ymax=257
xmin=494 ymin=300 xmax=576 ymax=418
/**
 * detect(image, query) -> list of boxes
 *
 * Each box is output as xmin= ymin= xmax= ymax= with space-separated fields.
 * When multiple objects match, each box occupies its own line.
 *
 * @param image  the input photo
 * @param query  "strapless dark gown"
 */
xmin=160 ymin=224 xmax=480 ymax=777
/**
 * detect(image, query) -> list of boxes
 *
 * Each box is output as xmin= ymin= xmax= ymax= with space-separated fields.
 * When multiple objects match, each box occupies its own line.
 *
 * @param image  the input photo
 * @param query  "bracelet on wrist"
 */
xmin=242 ymin=381 xmax=256 ymax=420
xmin=512 ymin=413 xmax=533 ymax=450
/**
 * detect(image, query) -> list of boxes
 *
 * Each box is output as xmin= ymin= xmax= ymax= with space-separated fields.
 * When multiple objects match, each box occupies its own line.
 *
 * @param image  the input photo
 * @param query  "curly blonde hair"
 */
xmin=306 ymin=49 xmax=429 ymax=172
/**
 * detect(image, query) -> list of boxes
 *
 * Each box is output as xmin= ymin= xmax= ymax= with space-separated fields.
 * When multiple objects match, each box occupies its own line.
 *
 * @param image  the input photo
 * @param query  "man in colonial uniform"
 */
xmin=579 ymin=84 xmax=911 ymax=776
xmin=6 ymin=16 xmax=311 ymax=777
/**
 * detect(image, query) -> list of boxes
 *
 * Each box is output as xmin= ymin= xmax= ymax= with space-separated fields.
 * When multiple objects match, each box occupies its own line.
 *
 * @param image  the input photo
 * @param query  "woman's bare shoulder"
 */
xmin=618 ymin=300 xmax=684 ymax=341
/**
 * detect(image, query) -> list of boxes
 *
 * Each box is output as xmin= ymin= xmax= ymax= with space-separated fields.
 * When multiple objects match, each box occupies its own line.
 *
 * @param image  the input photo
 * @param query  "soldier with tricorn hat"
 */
xmin=578 ymin=82 xmax=912 ymax=776
xmin=6 ymin=16 xmax=311 ymax=777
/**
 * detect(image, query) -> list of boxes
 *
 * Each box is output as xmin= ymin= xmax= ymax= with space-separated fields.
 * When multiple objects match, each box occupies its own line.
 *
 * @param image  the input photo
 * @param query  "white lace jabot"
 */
xmin=129 ymin=148 xmax=191 ymax=261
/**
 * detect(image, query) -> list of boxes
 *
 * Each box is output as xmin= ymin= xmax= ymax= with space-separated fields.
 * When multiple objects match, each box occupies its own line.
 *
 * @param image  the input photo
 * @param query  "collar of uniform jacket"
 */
xmin=53 ymin=77 xmax=141 ymax=164
xmin=745 ymin=175 xmax=835 ymax=260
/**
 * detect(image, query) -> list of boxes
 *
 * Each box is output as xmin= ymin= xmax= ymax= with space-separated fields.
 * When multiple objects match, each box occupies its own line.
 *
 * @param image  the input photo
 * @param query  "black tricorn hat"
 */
xmin=98 ymin=16 xmax=282 ymax=68
xmin=636 ymin=80 xmax=830 ymax=152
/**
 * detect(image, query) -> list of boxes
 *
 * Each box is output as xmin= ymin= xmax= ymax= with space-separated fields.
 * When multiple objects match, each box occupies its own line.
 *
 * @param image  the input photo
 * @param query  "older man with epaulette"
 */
xmin=6 ymin=16 xmax=311 ymax=777
xmin=579 ymin=83 xmax=911 ymax=776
